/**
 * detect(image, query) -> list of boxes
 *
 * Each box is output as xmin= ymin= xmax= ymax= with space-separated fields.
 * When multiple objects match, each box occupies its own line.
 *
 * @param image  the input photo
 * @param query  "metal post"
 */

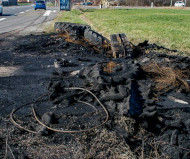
xmin=151 ymin=2 xmax=153 ymax=8
xmin=170 ymin=0 xmax=172 ymax=6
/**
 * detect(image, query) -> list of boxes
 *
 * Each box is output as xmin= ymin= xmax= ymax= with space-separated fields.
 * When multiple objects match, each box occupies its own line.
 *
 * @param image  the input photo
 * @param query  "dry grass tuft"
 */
xmin=58 ymin=32 xmax=111 ymax=53
xmin=22 ymin=137 xmax=75 ymax=159
xmin=58 ymin=32 xmax=81 ymax=45
xmin=82 ymin=128 xmax=136 ymax=159
xmin=0 ymin=115 xmax=167 ymax=159
xmin=103 ymin=61 xmax=119 ymax=73
xmin=142 ymin=62 xmax=190 ymax=92
xmin=115 ymin=116 xmax=136 ymax=136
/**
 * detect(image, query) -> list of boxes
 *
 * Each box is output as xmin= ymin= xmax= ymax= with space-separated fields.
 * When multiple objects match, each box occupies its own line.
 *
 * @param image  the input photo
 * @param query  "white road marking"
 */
xmin=43 ymin=10 xmax=51 ymax=16
xmin=26 ymin=9 xmax=32 ymax=12
xmin=53 ymin=10 xmax=57 ymax=12
xmin=0 ymin=18 xmax=6 ymax=22
xmin=20 ymin=12 xmax=25 ymax=14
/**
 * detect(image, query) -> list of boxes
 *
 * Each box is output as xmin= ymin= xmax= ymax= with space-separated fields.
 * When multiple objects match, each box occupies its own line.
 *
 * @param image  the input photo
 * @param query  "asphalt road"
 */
xmin=0 ymin=5 xmax=59 ymax=34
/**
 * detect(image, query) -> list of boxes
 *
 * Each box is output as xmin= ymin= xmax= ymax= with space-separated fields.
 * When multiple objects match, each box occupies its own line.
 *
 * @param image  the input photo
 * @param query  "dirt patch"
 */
xmin=0 ymin=66 xmax=23 ymax=77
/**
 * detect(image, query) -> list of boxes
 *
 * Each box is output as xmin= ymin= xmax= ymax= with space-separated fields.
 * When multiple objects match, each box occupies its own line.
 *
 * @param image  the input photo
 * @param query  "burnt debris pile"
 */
xmin=54 ymin=22 xmax=110 ymax=54
xmin=8 ymin=23 xmax=190 ymax=158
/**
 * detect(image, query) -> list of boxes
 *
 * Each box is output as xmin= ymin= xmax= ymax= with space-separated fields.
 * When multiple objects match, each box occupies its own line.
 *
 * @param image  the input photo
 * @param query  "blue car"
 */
xmin=81 ymin=2 xmax=92 ymax=5
xmin=0 ymin=4 xmax=3 ymax=16
xmin=34 ymin=1 xmax=46 ymax=10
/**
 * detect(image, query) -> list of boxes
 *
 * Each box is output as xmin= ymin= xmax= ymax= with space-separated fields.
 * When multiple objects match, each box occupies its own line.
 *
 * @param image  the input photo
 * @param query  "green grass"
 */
xmin=45 ymin=10 xmax=86 ymax=33
xmin=18 ymin=3 xmax=32 ymax=6
xmin=56 ymin=10 xmax=86 ymax=24
xmin=56 ymin=9 xmax=190 ymax=54
xmin=46 ymin=2 xmax=55 ymax=7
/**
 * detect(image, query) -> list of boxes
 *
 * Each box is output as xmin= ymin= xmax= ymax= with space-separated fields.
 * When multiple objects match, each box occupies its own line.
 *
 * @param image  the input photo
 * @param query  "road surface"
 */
xmin=0 ymin=5 xmax=59 ymax=34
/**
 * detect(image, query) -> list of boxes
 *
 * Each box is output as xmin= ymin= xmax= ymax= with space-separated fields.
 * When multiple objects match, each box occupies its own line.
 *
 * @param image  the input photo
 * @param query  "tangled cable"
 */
xmin=10 ymin=93 xmax=49 ymax=134
xmin=10 ymin=87 xmax=109 ymax=134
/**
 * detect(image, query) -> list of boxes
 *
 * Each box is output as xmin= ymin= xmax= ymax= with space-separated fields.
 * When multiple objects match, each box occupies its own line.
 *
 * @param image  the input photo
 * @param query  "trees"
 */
xmin=112 ymin=0 xmax=189 ymax=6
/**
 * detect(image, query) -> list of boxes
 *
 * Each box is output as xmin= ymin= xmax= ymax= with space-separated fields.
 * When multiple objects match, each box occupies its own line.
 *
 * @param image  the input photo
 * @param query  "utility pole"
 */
xmin=170 ymin=0 xmax=173 ymax=6
xmin=184 ymin=0 xmax=186 ymax=6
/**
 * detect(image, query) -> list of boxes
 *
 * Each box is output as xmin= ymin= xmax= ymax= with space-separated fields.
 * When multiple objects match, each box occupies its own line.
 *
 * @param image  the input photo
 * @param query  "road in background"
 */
xmin=73 ymin=5 xmax=154 ymax=10
xmin=2 ymin=5 xmax=34 ymax=16
xmin=0 ymin=5 xmax=59 ymax=34
xmin=73 ymin=5 xmax=190 ymax=10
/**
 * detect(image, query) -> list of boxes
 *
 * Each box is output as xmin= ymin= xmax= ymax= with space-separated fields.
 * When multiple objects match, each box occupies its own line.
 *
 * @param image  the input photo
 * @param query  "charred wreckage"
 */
xmin=2 ymin=22 xmax=190 ymax=159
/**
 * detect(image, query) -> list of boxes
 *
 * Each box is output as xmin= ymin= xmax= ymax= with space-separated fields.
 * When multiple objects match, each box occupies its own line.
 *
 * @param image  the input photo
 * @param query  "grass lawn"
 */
xmin=56 ymin=9 xmax=190 ymax=55
xmin=56 ymin=10 xmax=87 ymax=24
xmin=46 ymin=2 xmax=56 ymax=7
xmin=18 ymin=3 xmax=32 ymax=5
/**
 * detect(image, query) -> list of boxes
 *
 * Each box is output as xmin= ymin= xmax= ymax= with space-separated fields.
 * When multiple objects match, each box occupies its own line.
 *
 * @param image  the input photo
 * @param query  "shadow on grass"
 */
xmin=79 ymin=8 xmax=94 ymax=12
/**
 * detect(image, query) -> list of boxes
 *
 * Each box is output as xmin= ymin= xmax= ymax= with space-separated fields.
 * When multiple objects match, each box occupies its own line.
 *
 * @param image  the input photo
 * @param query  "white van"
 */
xmin=174 ymin=1 xmax=185 ymax=7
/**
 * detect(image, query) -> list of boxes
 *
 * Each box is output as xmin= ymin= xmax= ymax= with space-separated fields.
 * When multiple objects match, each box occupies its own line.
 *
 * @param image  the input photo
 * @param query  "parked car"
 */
xmin=174 ymin=1 xmax=185 ymax=7
xmin=81 ymin=2 xmax=92 ymax=5
xmin=0 ymin=4 xmax=3 ymax=16
xmin=34 ymin=0 xmax=46 ymax=10
xmin=86 ymin=2 xmax=92 ymax=5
